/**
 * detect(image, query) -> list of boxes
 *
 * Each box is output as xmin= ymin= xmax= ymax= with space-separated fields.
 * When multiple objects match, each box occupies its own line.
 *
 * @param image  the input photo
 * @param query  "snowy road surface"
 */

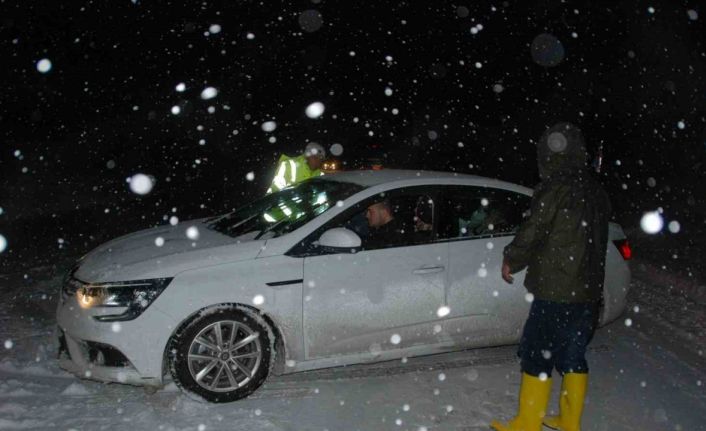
xmin=0 ymin=260 xmax=704 ymax=431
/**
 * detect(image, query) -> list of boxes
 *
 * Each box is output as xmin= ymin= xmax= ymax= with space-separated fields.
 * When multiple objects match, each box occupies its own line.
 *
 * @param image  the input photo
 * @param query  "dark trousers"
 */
xmin=518 ymin=299 xmax=599 ymax=377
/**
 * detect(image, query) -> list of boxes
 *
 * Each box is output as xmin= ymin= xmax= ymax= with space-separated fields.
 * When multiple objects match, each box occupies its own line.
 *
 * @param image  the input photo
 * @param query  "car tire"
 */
xmin=168 ymin=305 xmax=275 ymax=403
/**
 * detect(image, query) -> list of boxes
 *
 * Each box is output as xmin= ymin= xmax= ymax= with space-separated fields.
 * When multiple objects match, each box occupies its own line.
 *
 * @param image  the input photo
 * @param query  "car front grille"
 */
xmin=85 ymin=341 xmax=131 ymax=367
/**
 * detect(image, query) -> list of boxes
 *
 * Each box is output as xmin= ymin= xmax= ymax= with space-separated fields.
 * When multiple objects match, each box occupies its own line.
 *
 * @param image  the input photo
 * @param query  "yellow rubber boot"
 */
xmin=543 ymin=372 xmax=588 ymax=431
xmin=490 ymin=373 xmax=552 ymax=431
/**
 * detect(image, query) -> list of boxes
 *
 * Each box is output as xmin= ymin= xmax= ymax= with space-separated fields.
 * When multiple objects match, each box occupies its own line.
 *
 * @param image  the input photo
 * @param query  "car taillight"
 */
xmin=613 ymin=239 xmax=632 ymax=260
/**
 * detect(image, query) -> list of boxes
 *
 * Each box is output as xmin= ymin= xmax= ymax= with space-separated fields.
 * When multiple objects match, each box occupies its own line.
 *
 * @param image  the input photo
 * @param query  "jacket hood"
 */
xmin=537 ymin=122 xmax=588 ymax=180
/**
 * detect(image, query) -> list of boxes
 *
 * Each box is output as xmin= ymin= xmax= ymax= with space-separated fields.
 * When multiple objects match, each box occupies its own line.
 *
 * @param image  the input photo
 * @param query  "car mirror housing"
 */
xmin=317 ymin=228 xmax=362 ymax=252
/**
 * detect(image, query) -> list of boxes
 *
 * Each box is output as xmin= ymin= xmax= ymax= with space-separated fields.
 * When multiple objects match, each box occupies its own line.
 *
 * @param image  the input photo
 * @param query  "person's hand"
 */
xmin=501 ymin=258 xmax=514 ymax=284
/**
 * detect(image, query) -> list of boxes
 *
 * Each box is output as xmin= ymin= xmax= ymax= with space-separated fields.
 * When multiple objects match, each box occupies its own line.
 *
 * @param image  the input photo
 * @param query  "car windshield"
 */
xmin=208 ymin=179 xmax=364 ymax=240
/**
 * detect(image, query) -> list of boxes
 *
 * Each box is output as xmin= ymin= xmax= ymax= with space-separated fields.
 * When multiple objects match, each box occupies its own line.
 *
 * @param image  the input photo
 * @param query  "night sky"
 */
xmin=1 ymin=0 xmax=704 ymax=267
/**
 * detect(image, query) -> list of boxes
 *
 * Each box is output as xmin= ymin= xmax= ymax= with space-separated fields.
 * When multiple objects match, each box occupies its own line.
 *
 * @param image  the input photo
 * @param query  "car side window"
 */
xmin=356 ymin=192 xmax=436 ymax=251
xmin=288 ymin=187 xmax=438 ymax=256
xmin=439 ymin=186 xmax=531 ymax=240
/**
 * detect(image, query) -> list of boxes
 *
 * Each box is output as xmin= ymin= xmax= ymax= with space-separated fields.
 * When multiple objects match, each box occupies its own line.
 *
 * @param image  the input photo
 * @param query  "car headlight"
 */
xmin=75 ymin=278 xmax=173 ymax=322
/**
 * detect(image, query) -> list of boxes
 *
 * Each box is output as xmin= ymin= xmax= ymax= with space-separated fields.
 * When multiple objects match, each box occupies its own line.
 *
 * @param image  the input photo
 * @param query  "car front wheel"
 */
xmin=168 ymin=306 xmax=274 ymax=402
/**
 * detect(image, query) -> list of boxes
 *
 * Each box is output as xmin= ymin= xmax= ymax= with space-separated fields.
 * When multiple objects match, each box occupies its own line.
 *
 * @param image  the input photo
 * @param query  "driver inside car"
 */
xmin=364 ymin=200 xmax=406 ymax=249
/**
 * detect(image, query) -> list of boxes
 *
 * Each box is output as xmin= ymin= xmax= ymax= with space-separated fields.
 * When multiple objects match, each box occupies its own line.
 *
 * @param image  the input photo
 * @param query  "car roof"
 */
xmin=319 ymin=169 xmax=532 ymax=194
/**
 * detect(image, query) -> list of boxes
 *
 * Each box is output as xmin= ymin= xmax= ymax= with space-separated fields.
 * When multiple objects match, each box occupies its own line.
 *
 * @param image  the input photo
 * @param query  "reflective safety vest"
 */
xmin=266 ymin=154 xmax=323 ymax=194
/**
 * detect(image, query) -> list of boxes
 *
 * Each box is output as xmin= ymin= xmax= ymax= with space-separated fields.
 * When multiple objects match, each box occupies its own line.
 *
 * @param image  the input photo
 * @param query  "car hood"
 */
xmin=74 ymin=218 xmax=266 ymax=282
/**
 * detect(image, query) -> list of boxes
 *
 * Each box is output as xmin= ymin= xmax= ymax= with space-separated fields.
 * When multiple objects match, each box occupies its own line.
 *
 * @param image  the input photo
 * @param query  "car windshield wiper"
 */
xmin=207 ymin=213 xmax=258 ymax=237
xmin=253 ymin=217 xmax=290 ymax=240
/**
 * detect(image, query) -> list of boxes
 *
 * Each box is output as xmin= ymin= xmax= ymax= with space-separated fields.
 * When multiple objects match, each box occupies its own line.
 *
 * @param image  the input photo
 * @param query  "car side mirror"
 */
xmin=317 ymin=228 xmax=362 ymax=253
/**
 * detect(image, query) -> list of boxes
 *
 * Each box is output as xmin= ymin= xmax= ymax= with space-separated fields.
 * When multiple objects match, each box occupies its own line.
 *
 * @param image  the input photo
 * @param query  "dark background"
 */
xmin=0 ymin=0 xmax=704 ymax=273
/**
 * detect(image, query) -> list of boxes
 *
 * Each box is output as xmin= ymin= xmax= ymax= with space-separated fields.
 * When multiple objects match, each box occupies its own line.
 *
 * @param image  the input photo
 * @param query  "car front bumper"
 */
xmin=56 ymin=293 xmax=177 ymax=387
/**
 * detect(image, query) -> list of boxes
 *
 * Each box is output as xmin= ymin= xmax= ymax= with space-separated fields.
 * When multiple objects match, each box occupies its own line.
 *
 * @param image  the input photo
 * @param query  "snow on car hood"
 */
xmin=74 ymin=218 xmax=266 ymax=282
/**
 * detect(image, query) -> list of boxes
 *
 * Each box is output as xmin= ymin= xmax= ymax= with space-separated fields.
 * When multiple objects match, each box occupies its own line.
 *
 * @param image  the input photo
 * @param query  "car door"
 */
xmin=294 ymin=187 xmax=448 ymax=360
xmin=439 ymin=185 xmax=533 ymax=344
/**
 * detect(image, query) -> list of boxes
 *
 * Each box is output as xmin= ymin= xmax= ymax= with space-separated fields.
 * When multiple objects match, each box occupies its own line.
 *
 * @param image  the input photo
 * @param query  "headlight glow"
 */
xmin=69 ymin=278 xmax=173 ymax=321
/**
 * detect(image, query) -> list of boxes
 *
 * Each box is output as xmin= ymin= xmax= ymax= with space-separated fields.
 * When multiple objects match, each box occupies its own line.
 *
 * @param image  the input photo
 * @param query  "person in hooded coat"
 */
xmin=490 ymin=123 xmax=611 ymax=431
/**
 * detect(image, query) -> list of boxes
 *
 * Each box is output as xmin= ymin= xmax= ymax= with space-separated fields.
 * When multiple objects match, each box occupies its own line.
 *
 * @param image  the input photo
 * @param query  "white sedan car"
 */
xmin=56 ymin=170 xmax=631 ymax=402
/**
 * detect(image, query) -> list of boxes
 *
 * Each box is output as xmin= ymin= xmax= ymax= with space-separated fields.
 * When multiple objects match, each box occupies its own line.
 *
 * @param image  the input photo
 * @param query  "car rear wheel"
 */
xmin=168 ymin=306 xmax=274 ymax=402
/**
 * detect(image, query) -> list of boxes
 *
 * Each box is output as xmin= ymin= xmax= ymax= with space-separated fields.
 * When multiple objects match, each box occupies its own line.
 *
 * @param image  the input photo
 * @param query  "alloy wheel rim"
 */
xmin=187 ymin=320 xmax=262 ymax=392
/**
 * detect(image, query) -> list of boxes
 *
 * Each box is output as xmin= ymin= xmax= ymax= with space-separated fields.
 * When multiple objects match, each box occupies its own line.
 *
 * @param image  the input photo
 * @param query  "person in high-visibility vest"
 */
xmin=266 ymin=142 xmax=326 ymax=194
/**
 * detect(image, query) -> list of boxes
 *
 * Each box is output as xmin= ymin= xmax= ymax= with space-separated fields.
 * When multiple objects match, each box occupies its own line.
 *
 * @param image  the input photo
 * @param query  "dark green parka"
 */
xmin=504 ymin=123 xmax=611 ymax=303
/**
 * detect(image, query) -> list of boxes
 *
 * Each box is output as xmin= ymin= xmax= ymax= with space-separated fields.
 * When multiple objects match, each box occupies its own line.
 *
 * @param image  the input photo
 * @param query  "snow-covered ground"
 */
xmin=0 ymin=258 xmax=704 ymax=431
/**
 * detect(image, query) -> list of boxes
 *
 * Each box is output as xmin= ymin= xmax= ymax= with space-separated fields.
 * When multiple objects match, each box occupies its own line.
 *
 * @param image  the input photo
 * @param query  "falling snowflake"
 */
xmin=466 ymin=369 xmax=479 ymax=381
xmin=330 ymin=143 xmax=344 ymax=156
xmin=128 ymin=173 xmax=154 ymax=195
xmin=186 ymin=226 xmax=200 ymax=240
xmin=531 ymin=33 xmax=565 ymax=67
xmin=200 ymin=87 xmax=218 ymax=100
xmin=261 ymin=121 xmax=277 ymax=132
xmin=298 ymin=10 xmax=323 ymax=32
xmin=36 ymin=58 xmax=52 ymax=73
xmin=253 ymin=295 xmax=265 ymax=305
xmin=640 ymin=211 xmax=663 ymax=234
xmin=668 ymin=221 xmax=680 ymax=233
xmin=436 ymin=305 xmax=450 ymax=317
xmin=305 ymin=101 xmax=325 ymax=118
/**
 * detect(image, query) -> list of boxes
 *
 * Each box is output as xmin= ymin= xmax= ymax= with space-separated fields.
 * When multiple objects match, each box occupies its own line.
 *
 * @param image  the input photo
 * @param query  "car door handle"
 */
xmin=412 ymin=266 xmax=445 ymax=275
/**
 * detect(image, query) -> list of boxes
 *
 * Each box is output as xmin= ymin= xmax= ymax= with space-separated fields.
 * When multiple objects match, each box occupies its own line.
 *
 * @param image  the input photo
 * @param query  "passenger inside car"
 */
xmin=455 ymin=197 xmax=510 ymax=237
